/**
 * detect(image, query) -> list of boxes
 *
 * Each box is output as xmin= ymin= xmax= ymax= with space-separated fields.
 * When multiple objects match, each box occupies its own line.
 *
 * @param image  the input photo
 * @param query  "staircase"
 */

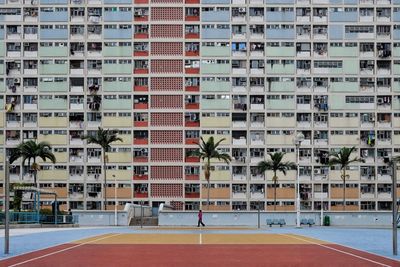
xmin=129 ymin=216 xmax=158 ymax=226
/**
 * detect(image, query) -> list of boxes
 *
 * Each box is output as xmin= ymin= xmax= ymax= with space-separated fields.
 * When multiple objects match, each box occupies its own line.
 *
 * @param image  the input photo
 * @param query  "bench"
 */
xmin=266 ymin=218 xmax=286 ymax=227
xmin=300 ymin=218 xmax=315 ymax=227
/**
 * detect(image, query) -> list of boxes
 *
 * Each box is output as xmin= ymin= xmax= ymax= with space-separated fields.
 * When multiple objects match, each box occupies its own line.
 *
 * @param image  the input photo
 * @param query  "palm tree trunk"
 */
xmin=33 ymin=158 xmax=37 ymax=188
xmin=274 ymin=179 xmax=277 ymax=211
xmin=342 ymin=169 xmax=346 ymax=211
xmin=206 ymin=158 xmax=211 ymax=210
xmin=103 ymin=151 xmax=107 ymax=211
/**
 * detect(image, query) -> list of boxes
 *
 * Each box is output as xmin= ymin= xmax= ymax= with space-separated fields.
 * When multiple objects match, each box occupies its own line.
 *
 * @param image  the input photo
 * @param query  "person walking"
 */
xmin=197 ymin=210 xmax=205 ymax=227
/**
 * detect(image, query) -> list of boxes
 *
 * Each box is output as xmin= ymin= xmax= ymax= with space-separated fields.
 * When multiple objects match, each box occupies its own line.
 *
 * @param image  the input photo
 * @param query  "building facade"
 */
xmin=0 ymin=0 xmax=400 ymax=212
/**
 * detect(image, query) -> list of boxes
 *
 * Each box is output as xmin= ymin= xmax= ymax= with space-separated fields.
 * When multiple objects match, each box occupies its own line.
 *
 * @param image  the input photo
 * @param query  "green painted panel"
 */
xmin=266 ymin=64 xmax=295 ymax=75
xmin=201 ymin=64 xmax=230 ymax=74
xmin=329 ymin=95 xmax=355 ymax=110
xmin=0 ymin=81 xmax=4 ymax=92
xmin=103 ymin=99 xmax=132 ymax=110
xmin=39 ymin=47 xmax=68 ymax=57
xmin=201 ymin=46 xmax=230 ymax=57
xmin=39 ymin=64 xmax=68 ymax=75
xmin=201 ymin=99 xmax=230 ymax=110
xmin=269 ymin=81 xmax=295 ymax=92
xmin=0 ymin=43 xmax=4 ymax=56
xmin=343 ymin=59 xmax=359 ymax=75
xmin=0 ymin=98 xmax=4 ymax=108
xmin=39 ymin=99 xmax=68 ymax=110
xmin=329 ymin=47 xmax=358 ymax=57
xmin=393 ymin=99 xmax=400 ymax=110
xmin=103 ymin=81 xmax=132 ymax=92
xmin=330 ymin=82 xmax=358 ymax=92
xmin=394 ymin=82 xmax=400 ymax=92
xmin=266 ymin=99 xmax=295 ymax=109
xmin=394 ymin=64 xmax=400 ymax=75
xmin=39 ymin=81 xmax=68 ymax=92
xmin=103 ymin=64 xmax=132 ymax=74
xmin=0 ymin=64 xmax=4 ymax=75
xmin=103 ymin=47 xmax=132 ymax=57
xmin=266 ymin=47 xmax=295 ymax=57
xmin=201 ymin=81 xmax=230 ymax=92
xmin=394 ymin=47 xmax=400 ymax=58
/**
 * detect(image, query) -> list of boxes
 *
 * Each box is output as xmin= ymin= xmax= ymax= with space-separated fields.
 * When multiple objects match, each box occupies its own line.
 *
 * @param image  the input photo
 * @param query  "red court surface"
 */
xmin=1 ymin=233 xmax=399 ymax=267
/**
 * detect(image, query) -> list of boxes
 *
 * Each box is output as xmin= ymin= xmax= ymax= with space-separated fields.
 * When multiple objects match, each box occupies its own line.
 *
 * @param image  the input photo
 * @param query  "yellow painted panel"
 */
xmin=330 ymin=135 xmax=359 ymax=145
xmin=106 ymin=152 xmax=132 ymax=163
xmin=329 ymin=118 xmax=359 ymax=128
xmin=393 ymin=135 xmax=400 ymax=145
xmin=38 ymin=135 xmax=68 ymax=145
xmin=201 ymin=134 xmax=230 ymax=145
xmin=103 ymin=117 xmax=131 ymax=128
xmin=38 ymin=170 xmax=68 ymax=181
xmin=116 ymin=134 xmax=132 ymax=145
xmin=106 ymin=169 xmax=132 ymax=181
xmin=38 ymin=117 xmax=68 ymax=128
xmin=266 ymin=134 xmax=295 ymax=145
xmin=201 ymin=117 xmax=230 ymax=128
xmin=0 ymin=112 xmax=4 ymax=127
xmin=0 ymin=134 xmax=4 ymax=145
xmin=265 ymin=170 xmax=295 ymax=181
xmin=329 ymin=170 xmax=360 ymax=181
xmin=266 ymin=117 xmax=296 ymax=128
xmin=393 ymin=118 xmax=400 ymax=128
xmin=200 ymin=170 xmax=230 ymax=181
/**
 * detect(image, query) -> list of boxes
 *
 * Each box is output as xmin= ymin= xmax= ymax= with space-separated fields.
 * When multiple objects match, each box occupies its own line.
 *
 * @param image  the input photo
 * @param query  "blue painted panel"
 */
xmin=266 ymin=29 xmax=295 ymax=39
xmin=394 ymin=12 xmax=400 ymax=22
xmin=40 ymin=29 xmax=68 ymax=39
xmin=104 ymin=29 xmax=132 ymax=39
xmin=202 ymin=11 xmax=230 ymax=22
xmin=0 ymin=0 xmax=5 ymax=4
xmin=394 ymin=0 xmax=400 ymax=3
xmin=40 ymin=0 xmax=68 ymax=4
xmin=104 ymin=0 xmax=132 ymax=3
xmin=329 ymin=0 xmax=342 ymax=3
xmin=265 ymin=0 xmax=294 ymax=3
xmin=104 ymin=11 xmax=132 ymax=22
xmin=201 ymin=0 xmax=230 ymax=3
xmin=329 ymin=12 xmax=357 ymax=22
xmin=40 ymin=12 xmax=68 ymax=22
xmin=265 ymin=11 xmax=295 ymax=22
xmin=201 ymin=28 xmax=230 ymax=39
xmin=329 ymin=25 xmax=343 ymax=40
xmin=394 ymin=30 xmax=400 ymax=40
xmin=343 ymin=0 xmax=357 ymax=3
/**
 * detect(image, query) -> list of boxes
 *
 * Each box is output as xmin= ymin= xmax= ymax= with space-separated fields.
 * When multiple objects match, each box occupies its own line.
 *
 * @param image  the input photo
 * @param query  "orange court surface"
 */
xmin=1 ymin=230 xmax=399 ymax=267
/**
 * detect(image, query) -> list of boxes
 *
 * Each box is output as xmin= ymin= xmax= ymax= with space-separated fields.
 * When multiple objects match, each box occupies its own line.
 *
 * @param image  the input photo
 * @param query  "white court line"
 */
xmin=8 ymin=233 xmax=122 ymax=267
xmin=199 ymin=233 xmax=202 ymax=244
xmin=281 ymin=234 xmax=392 ymax=267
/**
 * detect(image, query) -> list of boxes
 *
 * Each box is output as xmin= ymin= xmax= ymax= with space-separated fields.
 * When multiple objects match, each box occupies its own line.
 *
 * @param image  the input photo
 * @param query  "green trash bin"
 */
xmin=323 ymin=215 xmax=330 ymax=226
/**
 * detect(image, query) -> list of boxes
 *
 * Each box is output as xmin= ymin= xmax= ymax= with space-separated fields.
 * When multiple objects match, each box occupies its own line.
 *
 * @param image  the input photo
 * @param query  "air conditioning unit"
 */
xmin=14 ymin=78 xmax=21 ymax=84
xmin=238 ymin=8 xmax=246 ymax=12
xmin=315 ymin=169 xmax=321 ymax=175
xmin=369 ymin=117 xmax=375 ymax=122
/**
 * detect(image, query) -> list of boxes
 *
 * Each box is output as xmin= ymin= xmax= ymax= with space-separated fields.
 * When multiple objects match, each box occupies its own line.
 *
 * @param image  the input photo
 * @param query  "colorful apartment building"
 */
xmin=0 ymin=0 xmax=400 ymax=212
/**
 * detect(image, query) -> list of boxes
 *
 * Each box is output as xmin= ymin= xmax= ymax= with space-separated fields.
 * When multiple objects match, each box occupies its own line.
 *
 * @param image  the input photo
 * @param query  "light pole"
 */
xmin=320 ymin=182 xmax=324 ymax=226
xmin=294 ymin=132 xmax=305 ymax=228
xmin=4 ymin=161 xmax=10 ymax=254
xmin=391 ymin=160 xmax=398 ymax=255
xmin=113 ymin=175 xmax=117 ymax=226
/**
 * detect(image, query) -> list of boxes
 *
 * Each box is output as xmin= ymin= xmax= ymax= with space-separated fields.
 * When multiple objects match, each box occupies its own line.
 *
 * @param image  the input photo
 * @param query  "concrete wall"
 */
xmin=159 ymin=211 xmax=394 ymax=227
xmin=72 ymin=210 xmax=128 ymax=226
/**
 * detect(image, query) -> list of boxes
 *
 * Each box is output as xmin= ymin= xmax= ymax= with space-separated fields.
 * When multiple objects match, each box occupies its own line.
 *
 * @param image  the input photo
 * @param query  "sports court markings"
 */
xmin=281 ymin=234 xmax=392 ymax=267
xmin=7 ymin=233 xmax=122 ymax=267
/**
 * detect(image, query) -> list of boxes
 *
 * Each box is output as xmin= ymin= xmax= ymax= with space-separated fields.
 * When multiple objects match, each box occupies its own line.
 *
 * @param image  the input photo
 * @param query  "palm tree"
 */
xmin=328 ymin=146 xmax=364 ymax=210
xmin=257 ymin=152 xmax=296 ymax=211
xmin=9 ymin=140 xmax=56 ymax=187
xmin=82 ymin=127 xmax=122 ymax=210
xmin=190 ymin=136 xmax=231 ymax=209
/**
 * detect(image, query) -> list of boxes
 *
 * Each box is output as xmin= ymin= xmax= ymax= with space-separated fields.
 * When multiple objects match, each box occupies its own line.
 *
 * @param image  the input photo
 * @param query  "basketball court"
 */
xmin=1 ymin=230 xmax=398 ymax=267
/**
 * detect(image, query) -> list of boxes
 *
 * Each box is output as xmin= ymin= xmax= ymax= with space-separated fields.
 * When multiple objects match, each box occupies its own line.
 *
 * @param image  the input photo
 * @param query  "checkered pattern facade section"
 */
xmin=150 ymin=130 xmax=183 ymax=144
xmin=150 ymin=166 xmax=183 ymax=180
xmin=151 ymin=60 xmax=183 ymax=73
xmin=150 ymin=25 xmax=183 ymax=38
xmin=151 ymin=7 xmax=183 ymax=21
xmin=150 ymin=184 xmax=183 ymax=198
xmin=151 ymin=42 xmax=183 ymax=56
xmin=150 ymin=148 xmax=183 ymax=162
xmin=171 ymin=201 xmax=184 ymax=210
xmin=150 ymin=112 xmax=183 ymax=126
xmin=150 ymin=77 xmax=183 ymax=91
xmin=151 ymin=95 xmax=183 ymax=109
